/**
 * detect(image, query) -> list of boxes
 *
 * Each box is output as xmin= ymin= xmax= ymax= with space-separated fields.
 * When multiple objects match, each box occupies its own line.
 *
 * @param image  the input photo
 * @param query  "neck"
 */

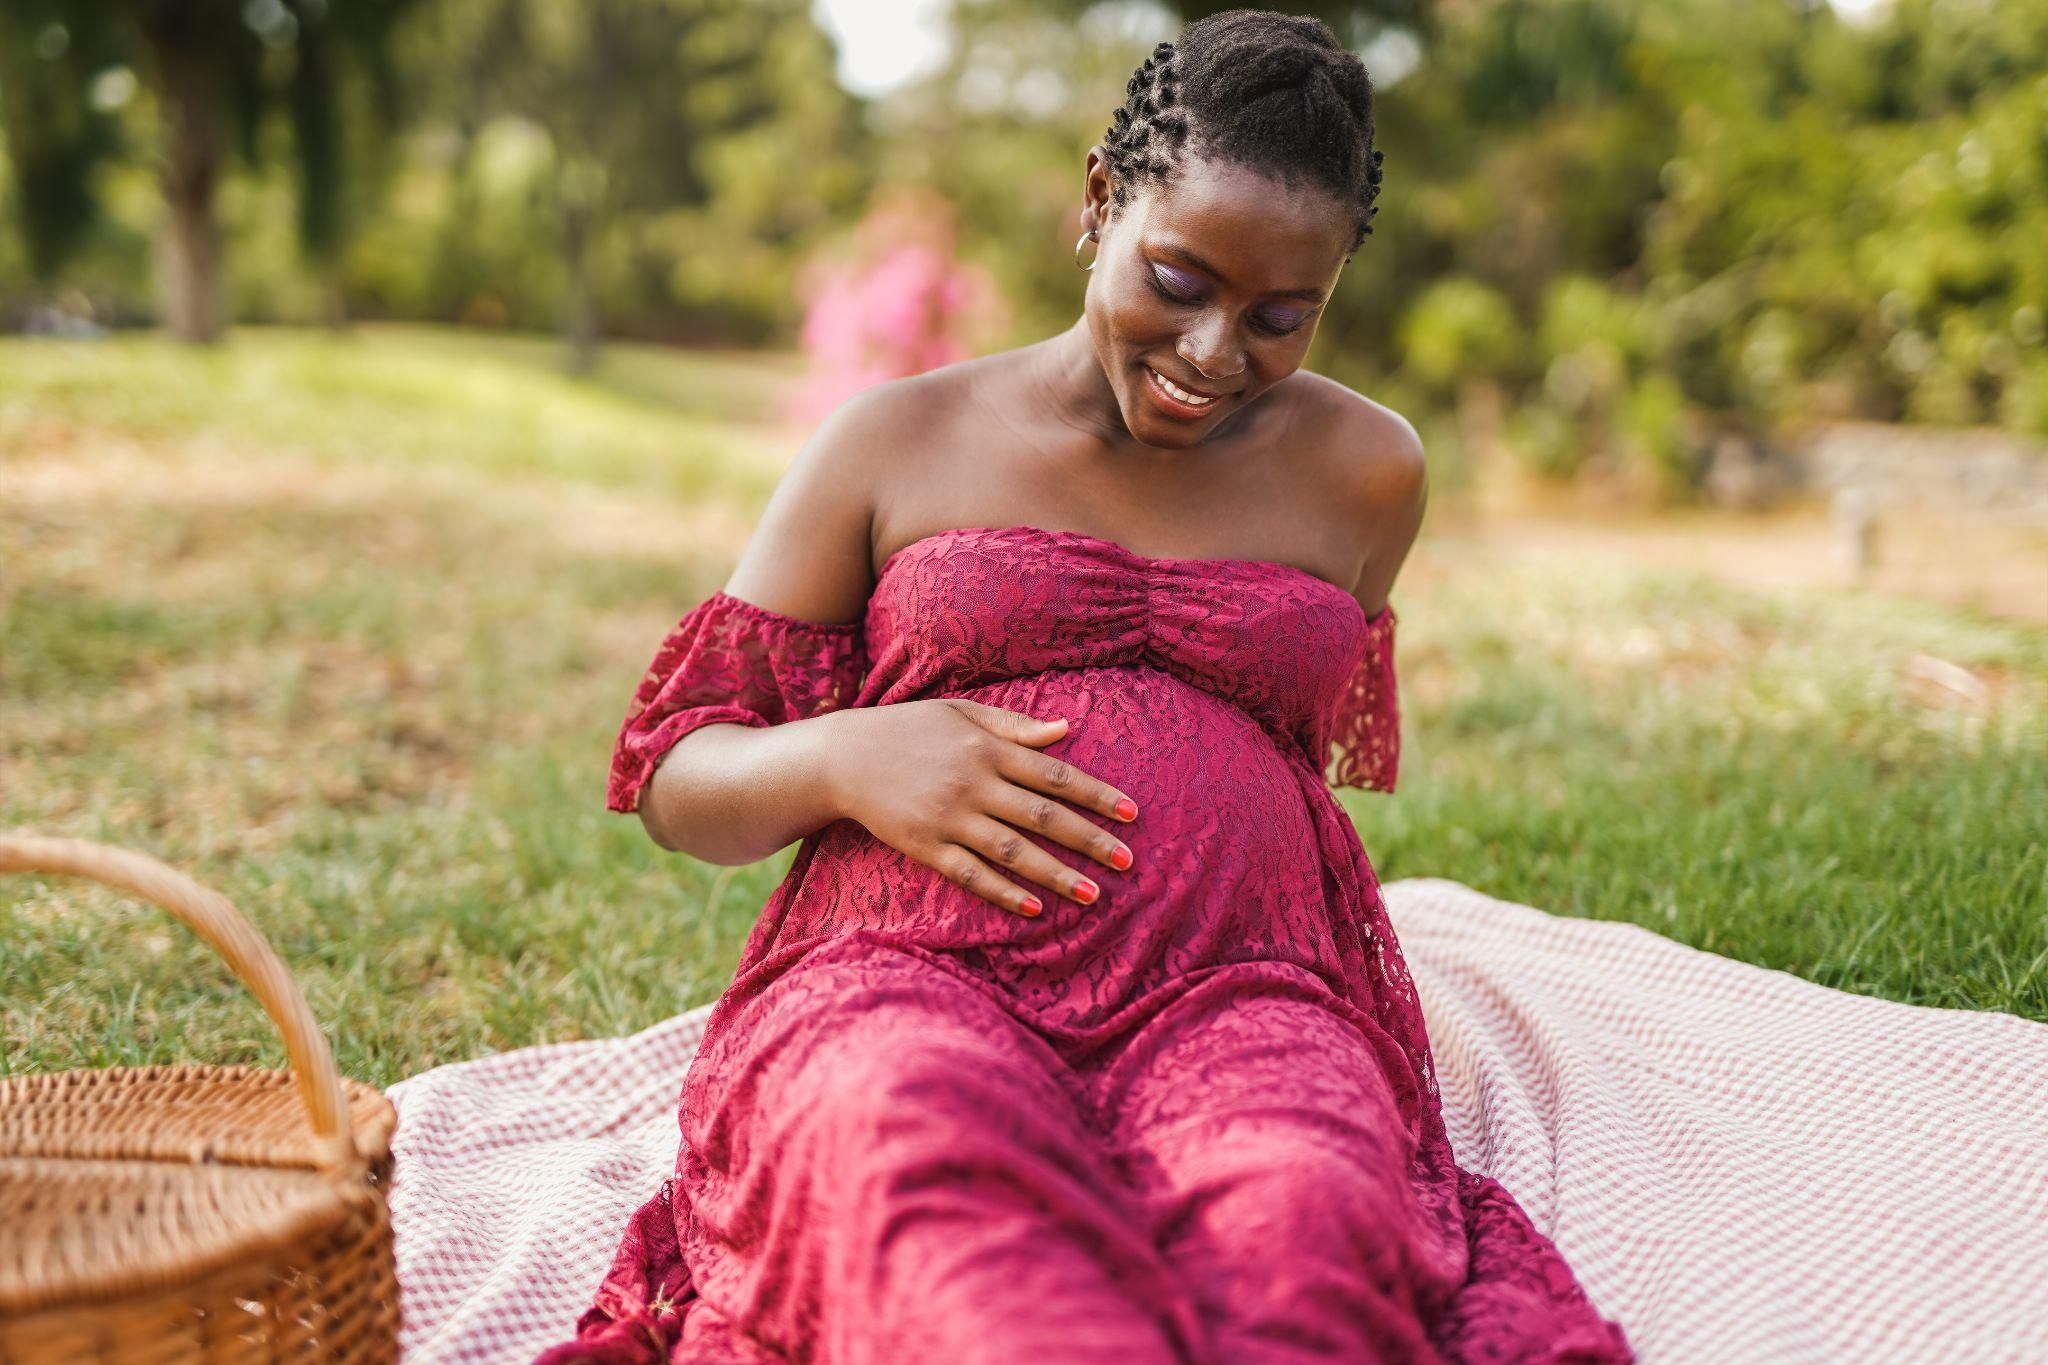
xmin=1035 ymin=317 xmax=1132 ymax=450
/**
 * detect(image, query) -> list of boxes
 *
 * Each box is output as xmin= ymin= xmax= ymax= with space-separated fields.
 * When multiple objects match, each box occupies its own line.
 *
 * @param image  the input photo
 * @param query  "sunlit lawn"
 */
xmin=4 ymin=324 xmax=2044 ymax=1088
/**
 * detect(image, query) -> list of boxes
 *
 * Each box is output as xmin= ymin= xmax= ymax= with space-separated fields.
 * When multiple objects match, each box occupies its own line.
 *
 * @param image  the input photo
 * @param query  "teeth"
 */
xmin=1152 ymin=368 xmax=1215 ymax=406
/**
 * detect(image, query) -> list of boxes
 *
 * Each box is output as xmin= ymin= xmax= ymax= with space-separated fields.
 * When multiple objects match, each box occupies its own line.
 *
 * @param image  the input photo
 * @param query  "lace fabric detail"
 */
xmin=605 ymin=590 xmax=867 ymax=814
xmin=1326 ymin=604 xmax=1400 ymax=792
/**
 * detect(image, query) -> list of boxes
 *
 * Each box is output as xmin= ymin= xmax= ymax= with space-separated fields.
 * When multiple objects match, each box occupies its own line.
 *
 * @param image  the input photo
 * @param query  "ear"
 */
xmin=1081 ymin=146 xmax=1114 ymax=233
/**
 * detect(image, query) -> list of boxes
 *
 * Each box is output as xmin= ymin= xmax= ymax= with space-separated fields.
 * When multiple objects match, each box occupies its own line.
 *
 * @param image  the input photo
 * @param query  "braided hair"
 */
xmin=1100 ymin=10 xmax=1385 ymax=259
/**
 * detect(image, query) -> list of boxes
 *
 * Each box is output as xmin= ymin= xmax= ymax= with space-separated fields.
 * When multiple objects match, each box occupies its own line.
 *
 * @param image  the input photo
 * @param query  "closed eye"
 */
xmin=1252 ymin=310 xmax=1313 ymax=337
xmin=1148 ymin=265 xmax=1203 ymax=305
xmin=1148 ymin=264 xmax=1316 ymax=337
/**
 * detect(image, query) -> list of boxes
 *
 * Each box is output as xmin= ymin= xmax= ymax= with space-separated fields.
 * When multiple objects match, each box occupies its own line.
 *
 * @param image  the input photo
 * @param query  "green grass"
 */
xmin=1346 ymin=562 xmax=2048 ymax=1013
xmin=0 ymin=321 xmax=793 ymax=505
xmin=3 ymin=325 xmax=2044 ymax=1088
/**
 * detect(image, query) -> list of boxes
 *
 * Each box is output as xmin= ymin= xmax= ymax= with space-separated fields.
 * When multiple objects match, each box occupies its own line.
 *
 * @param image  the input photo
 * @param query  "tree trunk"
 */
xmin=562 ymin=203 xmax=598 ymax=376
xmin=149 ymin=36 xmax=227 ymax=345
xmin=320 ymin=264 xmax=350 ymax=331
xmin=1457 ymin=378 xmax=1505 ymax=469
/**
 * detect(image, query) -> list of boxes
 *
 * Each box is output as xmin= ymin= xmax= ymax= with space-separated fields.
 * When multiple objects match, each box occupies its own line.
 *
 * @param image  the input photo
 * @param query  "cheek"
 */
xmin=1235 ymin=343 xmax=1309 ymax=405
xmin=1253 ymin=325 xmax=1318 ymax=379
xmin=1094 ymin=277 xmax=1174 ymax=353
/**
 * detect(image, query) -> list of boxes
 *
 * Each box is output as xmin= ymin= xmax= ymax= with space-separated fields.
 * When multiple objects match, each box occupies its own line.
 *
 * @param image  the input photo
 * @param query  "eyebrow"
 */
xmin=1153 ymin=243 xmax=1328 ymax=304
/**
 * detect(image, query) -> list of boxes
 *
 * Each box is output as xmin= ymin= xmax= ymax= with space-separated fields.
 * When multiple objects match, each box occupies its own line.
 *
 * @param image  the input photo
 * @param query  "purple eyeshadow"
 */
xmin=1151 ymin=258 xmax=1314 ymax=332
xmin=1153 ymin=264 xmax=1203 ymax=297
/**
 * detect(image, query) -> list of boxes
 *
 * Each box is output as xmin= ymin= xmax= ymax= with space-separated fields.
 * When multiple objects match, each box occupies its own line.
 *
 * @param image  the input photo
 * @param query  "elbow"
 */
xmin=635 ymin=749 xmax=693 ymax=852
xmin=637 ymin=802 xmax=684 ymax=853
xmin=637 ymin=792 xmax=755 ymax=864
xmin=629 ymin=735 xmax=784 ymax=865
xmin=635 ymin=768 xmax=696 ymax=854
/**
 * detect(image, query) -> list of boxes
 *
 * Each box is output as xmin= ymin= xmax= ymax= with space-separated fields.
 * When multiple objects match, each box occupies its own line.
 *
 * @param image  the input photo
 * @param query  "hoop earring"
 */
xmin=1074 ymin=229 xmax=1100 ymax=272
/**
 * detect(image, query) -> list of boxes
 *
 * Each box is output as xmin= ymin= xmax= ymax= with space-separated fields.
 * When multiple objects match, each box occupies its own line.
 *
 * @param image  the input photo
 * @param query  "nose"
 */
xmin=1177 ymin=316 xmax=1245 ymax=384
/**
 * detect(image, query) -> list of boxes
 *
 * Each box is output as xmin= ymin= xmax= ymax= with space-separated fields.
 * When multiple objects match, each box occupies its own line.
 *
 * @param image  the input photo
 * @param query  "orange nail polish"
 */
xmin=1114 ymin=798 xmax=1138 ymax=821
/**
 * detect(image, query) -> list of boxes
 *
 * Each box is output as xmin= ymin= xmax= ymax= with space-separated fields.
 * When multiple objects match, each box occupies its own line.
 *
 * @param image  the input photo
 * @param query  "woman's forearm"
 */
xmin=636 ymin=709 xmax=856 ymax=864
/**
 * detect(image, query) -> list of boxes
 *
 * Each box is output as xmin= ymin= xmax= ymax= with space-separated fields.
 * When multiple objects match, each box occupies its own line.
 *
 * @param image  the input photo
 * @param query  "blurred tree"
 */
xmin=0 ymin=12 xmax=126 ymax=285
xmin=0 ymin=0 xmax=418 ymax=342
xmin=402 ymin=0 xmax=864 ymax=373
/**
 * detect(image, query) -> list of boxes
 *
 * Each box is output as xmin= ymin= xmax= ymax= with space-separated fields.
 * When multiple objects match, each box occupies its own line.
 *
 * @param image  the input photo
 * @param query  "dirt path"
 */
xmin=1429 ymin=496 xmax=2048 ymax=625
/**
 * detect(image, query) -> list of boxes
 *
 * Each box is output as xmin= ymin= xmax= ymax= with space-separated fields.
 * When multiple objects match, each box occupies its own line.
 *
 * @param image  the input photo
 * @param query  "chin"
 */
xmin=1134 ymin=418 xmax=1208 ymax=450
xmin=1122 ymin=397 xmax=1208 ymax=448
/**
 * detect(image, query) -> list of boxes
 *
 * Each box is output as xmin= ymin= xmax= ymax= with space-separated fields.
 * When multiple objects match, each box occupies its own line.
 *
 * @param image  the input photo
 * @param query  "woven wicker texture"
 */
xmin=0 ymin=834 xmax=400 ymax=1364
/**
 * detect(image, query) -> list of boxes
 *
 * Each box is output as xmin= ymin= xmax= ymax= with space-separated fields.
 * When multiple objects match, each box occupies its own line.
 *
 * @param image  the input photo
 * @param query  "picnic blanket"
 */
xmin=384 ymin=876 xmax=2048 ymax=1364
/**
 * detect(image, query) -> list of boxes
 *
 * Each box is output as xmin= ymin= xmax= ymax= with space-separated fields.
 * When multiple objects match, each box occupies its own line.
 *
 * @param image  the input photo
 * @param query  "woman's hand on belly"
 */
xmin=822 ymin=699 xmax=1140 ymax=919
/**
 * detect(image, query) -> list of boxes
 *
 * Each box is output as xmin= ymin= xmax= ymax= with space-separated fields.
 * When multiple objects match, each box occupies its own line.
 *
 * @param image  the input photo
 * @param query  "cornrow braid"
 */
xmin=1102 ymin=40 xmax=1191 ymax=193
xmin=1099 ymin=11 xmax=1386 ymax=259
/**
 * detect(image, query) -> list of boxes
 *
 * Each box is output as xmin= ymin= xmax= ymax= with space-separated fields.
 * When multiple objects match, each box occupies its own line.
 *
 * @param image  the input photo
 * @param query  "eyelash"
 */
xmin=1146 ymin=268 xmax=1310 ymax=338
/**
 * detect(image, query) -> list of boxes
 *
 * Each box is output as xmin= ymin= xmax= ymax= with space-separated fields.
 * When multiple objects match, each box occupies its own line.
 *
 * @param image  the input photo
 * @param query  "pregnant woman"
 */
xmin=540 ymin=11 xmax=1632 ymax=1363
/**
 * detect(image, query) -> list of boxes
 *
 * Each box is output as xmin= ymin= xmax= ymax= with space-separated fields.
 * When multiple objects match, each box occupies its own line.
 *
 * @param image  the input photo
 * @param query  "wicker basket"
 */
xmin=0 ymin=834 xmax=400 ymax=1363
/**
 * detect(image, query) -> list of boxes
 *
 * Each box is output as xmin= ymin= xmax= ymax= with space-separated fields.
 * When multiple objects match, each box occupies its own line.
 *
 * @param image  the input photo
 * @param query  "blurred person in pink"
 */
xmin=787 ymin=190 xmax=1007 ymax=426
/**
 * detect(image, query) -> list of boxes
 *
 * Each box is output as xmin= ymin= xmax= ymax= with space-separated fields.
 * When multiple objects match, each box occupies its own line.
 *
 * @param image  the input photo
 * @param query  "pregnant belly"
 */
xmin=785 ymin=666 xmax=1349 ymax=1030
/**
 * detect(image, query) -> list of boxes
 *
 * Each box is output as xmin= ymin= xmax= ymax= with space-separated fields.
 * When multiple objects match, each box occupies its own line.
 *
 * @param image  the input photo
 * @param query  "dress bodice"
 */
xmin=604 ymin=522 xmax=1399 ymax=815
xmin=857 ymin=525 xmax=1396 ymax=787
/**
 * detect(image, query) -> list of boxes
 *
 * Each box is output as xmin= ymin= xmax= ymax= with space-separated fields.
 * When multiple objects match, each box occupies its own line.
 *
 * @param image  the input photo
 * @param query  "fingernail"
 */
xmin=1020 ymin=895 xmax=1043 ymax=916
xmin=1073 ymin=878 xmax=1099 ymax=905
xmin=1114 ymin=798 xmax=1138 ymax=821
xmin=1110 ymin=845 xmax=1133 ymax=871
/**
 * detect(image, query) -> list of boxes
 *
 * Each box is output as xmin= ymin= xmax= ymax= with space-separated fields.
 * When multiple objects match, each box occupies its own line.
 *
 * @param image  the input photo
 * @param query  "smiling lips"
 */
xmin=1145 ymin=364 xmax=1228 ymax=414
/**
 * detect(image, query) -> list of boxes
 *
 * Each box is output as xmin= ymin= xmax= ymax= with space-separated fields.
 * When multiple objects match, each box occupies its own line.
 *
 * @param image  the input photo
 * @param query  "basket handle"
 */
xmin=0 ymin=833 xmax=359 ymax=1174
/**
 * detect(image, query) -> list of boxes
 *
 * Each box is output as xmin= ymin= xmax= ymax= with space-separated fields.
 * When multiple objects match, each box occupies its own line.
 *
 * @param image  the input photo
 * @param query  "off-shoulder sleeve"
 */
xmin=1326 ymin=604 xmax=1401 ymax=793
xmin=606 ymin=589 xmax=868 ymax=814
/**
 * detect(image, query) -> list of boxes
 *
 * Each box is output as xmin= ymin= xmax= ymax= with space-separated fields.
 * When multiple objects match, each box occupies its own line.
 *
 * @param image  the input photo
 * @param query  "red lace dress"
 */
xmin=538 ymin=525 xmax=1634 ymax=1364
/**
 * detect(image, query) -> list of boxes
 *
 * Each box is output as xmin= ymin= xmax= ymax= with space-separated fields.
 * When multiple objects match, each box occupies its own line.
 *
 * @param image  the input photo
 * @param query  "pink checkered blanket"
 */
xmin=385 ymin=877 xmax=2048 ymax=1363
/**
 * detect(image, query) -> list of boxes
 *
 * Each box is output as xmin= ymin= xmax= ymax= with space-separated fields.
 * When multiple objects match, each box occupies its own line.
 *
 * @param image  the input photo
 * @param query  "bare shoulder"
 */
xmin=721 ymin=365 xmax=976 ymax=624
xmin=1286 ymin=371 xmax=1426 ymax=505
xmin=1284 ymin=371 xmax=1428 ymax=613
xmin=810 ymin=359 xmax=999 ymax=489
xmin=798 ymin=366 xmax=966 ymax=482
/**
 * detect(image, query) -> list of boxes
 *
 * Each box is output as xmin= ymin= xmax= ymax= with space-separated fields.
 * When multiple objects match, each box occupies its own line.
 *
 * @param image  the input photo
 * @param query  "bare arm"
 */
xmin=634 ymin=386 xmax=888 ymax=864
xmin=635 ymin=711 xmax=863 ymax=864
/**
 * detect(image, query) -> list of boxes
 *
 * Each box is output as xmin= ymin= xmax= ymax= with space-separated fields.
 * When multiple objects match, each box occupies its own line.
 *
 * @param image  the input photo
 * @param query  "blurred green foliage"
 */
xmin=365 ymin=0 xmax=871 ymax=357
xmin=3 ymin=0 xmax=2047 ymax=485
